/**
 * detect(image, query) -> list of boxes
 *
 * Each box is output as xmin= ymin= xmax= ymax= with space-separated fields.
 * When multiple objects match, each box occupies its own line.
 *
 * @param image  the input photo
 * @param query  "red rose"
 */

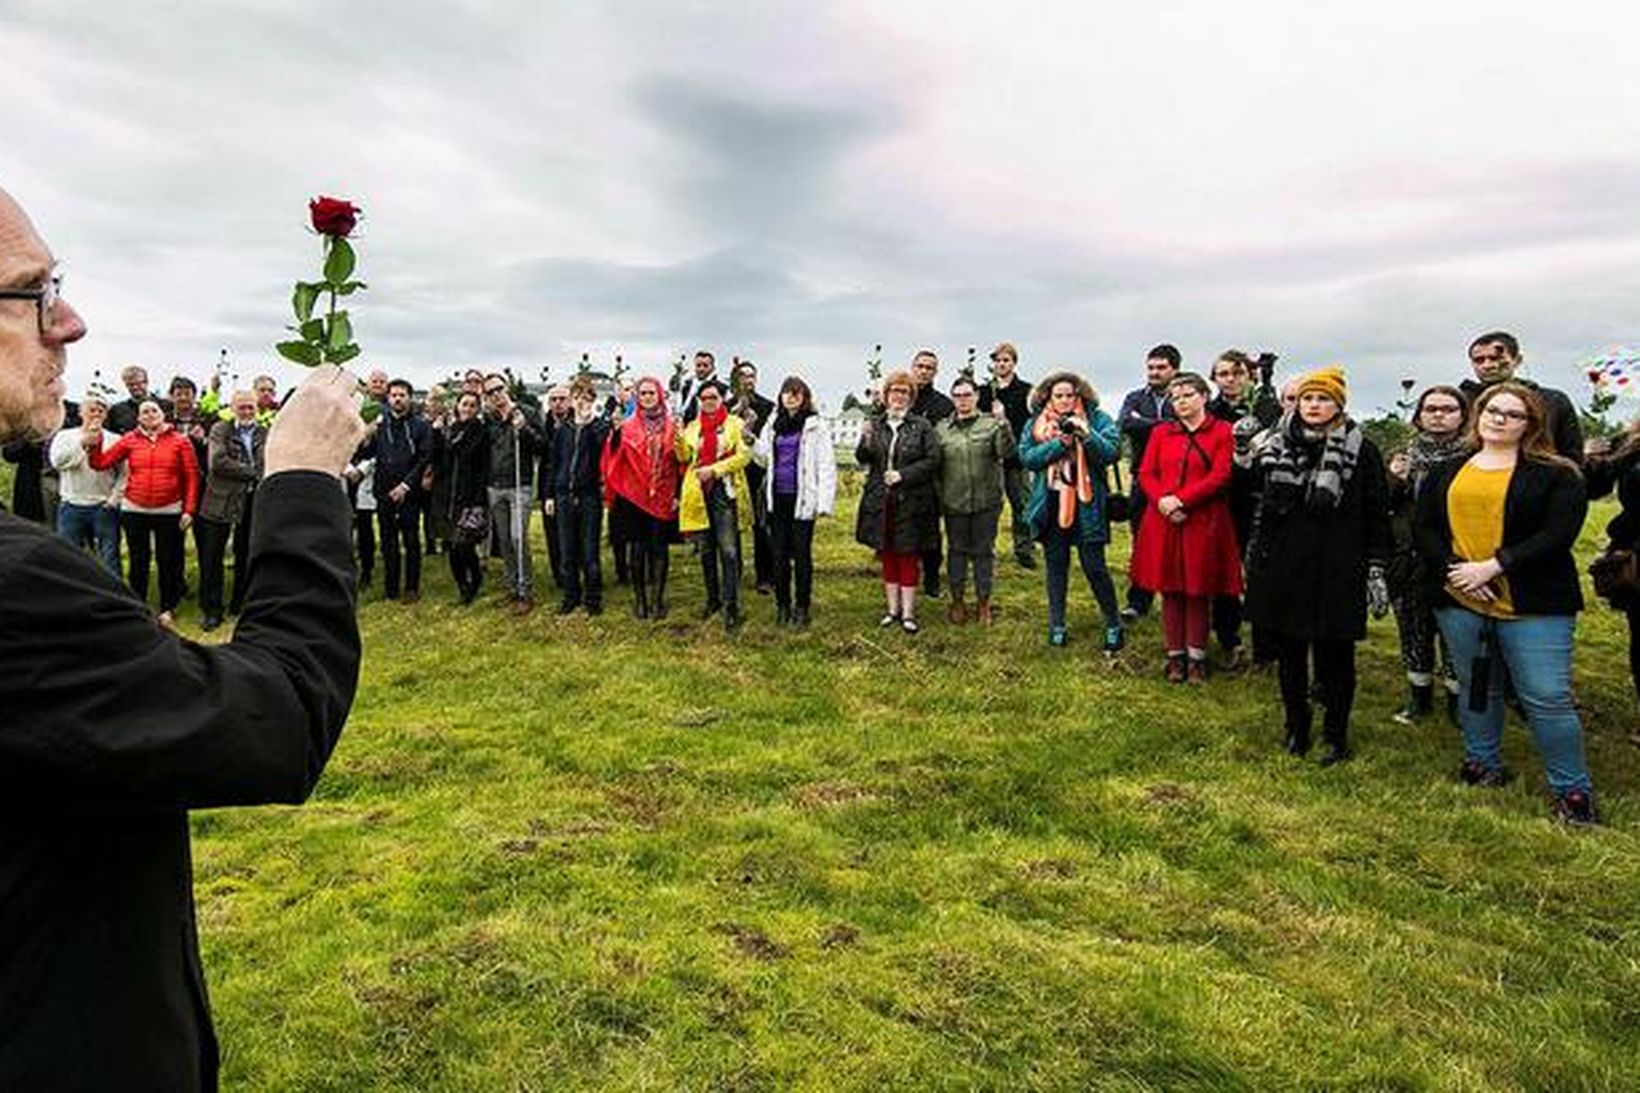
xmin=309 ymin=196 xmax=360 ymax=238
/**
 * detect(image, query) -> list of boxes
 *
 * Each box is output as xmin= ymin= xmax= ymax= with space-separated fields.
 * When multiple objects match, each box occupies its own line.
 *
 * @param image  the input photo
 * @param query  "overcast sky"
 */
xmin=5 ymin=0 xmax=1638 ymax=413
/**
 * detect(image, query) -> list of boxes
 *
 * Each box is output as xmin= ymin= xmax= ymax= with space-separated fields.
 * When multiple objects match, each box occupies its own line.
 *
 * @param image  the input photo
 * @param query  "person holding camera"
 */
xmin=1018 ymin=371 xmax=1123 ymax=649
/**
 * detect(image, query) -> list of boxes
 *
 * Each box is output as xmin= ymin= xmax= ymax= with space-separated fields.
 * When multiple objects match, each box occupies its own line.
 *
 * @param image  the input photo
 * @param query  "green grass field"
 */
xmin=12 ymin=460 xmax=1640 ymax=1089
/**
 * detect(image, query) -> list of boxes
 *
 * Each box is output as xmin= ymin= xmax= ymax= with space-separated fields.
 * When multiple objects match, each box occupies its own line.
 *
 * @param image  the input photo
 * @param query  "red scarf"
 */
xmin=602 ymin=377 xmax=679 ymax=519
xmin=697 ymin=405 xmax=728 ymax=468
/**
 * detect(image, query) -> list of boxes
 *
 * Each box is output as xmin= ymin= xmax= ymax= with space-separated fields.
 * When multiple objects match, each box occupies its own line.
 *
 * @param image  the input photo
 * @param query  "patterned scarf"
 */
xmin=1404 ymin=430 xmax=1467 ymax=493
xmin=1258 ymin=411 xmax=1363 ymax=514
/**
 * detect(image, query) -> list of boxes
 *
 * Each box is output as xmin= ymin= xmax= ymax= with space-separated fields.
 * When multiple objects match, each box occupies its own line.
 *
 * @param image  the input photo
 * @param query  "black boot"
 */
xmin=649 ymin=552 xmax=670 ymax=620
xmin=792 ymin=605 xmax=811 ymax=630
xmin=1284 ymin=715 xmax=1312 ymax=757
xmin=630 ymin=547 xmax=649 ymax=619
xmin=776 ymin=603 xmax=792 ymax=626
xmin=1320 ymin=724 xmax=1351 ymax=766
xmin=1445 ymin=688 xmax=1460 ymax=725
xmin=1393 ymin=682 xmax=1435 ymax=725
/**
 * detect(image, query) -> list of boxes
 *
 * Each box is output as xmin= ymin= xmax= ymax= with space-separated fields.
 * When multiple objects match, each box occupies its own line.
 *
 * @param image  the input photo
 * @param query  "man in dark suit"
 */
xmin=196 ymin=388 xmax=268 ymax=630
xmin=0 ymin=183 xmax=367 ymax=1091
xmin=730 ymin=359 xmax=777 ymax=594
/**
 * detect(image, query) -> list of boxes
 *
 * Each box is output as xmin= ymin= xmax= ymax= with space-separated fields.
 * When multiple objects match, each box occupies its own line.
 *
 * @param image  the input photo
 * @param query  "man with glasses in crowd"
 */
xmin=483 ymin=372 xmax=543 ymax=614
xmin=0 ymin=183 xmax=367 ymax=1089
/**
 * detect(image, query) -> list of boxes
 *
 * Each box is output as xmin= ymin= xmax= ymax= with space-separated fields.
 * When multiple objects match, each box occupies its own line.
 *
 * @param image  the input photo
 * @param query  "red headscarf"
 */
xmin=602 ymin=376 xmax=679 ymax=519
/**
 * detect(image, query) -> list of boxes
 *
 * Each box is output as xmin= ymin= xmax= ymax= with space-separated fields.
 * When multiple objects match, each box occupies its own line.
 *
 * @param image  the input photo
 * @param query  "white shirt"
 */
xmin=48 ymin=427 xmax=126 ymax=507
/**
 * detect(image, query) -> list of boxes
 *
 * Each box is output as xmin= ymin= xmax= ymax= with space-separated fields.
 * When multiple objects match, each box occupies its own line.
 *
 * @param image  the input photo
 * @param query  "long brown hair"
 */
xmin=1465 ymin=382 xmax=1579 ymax=473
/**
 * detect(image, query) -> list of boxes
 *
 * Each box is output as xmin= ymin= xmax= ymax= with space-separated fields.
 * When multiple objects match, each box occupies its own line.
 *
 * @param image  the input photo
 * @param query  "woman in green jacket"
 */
xmin=935 ymin=375 xmax=1014 ymax=624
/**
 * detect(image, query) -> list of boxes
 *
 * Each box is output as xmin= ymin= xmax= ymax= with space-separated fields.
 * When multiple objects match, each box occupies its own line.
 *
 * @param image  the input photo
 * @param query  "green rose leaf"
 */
xmin=276 ymin=340 xmax=322 ymax=366
xmin=299 ymin=318 xmax=325 ymax=343
xmin=335 ymin=280 xmax=369 ymax=296
xmin=328 ymin=343 xmax=362 ymax=365
xmin=293 ymin=282 xmax=320 ymax=323
xmin=359 ymin=400 xmax=381 ymax=423
xmin=328 ymin=311 xmax=352 ymax=350
xmin=324 ymin=238 xmax=357 ymax=287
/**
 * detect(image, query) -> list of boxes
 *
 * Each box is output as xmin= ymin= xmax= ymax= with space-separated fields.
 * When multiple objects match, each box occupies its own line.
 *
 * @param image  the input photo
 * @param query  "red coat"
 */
xmin=90 ymin=427 xmax=200 ymax=514
xmin=1129 ymin=416 xmax=1242 ymax=596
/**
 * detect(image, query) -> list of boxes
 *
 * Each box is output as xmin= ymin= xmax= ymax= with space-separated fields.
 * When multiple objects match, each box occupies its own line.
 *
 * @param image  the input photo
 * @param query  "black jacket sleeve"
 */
xmin=0 ymin=471 xmax=361 ymax=810
xmin=1496 ymin=464 xmax=1588 ymax=576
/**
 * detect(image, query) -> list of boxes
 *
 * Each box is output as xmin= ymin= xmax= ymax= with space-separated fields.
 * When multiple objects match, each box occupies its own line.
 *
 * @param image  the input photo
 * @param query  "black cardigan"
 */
xmin=1414 ymin=454 xmax=1588 ymax=616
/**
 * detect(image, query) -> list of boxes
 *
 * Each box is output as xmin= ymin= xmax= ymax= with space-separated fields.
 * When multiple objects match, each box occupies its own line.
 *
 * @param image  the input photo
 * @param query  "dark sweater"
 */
xmin=1414 ymin=455 xmax=1588 ymax=616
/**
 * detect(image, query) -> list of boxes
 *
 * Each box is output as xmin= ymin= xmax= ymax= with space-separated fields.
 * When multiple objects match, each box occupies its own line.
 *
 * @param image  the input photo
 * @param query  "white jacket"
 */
xmin=48 ymin=427 xmax=125 ymax=507
xmin=752 ymin=415 xmax=837 ymax=521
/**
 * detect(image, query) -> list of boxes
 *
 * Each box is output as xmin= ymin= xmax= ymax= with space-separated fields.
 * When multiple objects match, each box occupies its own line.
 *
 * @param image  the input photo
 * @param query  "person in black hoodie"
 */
xmin=437 ymin=390 xmax=491 ymax=605
xmin=548 ymin=376 xmax=611 ymax=615
xmin=1459 ymin=331 xmax=1583 ymax=464
xmin=367 ymin=378 xmax=432 ymax=602
xmin=909 ymin=349 xmax=954 ymax=598
xmin=535 ymin=383 xmax=572 ymax=589
xmin=1415 ymin=381 xmax=1597 ymax=824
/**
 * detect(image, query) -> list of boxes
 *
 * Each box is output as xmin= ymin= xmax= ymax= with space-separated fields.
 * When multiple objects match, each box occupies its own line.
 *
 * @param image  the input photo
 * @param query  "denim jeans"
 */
xmin=556 ymin=491 xmax=604 ymax=607
xmin=488 ymin=485 xmax=534 ymax=599
xmin=56 ymin=501 xmax=120 ymax=575
xmin=1436 ymin=607 xmax=1592 ymax=794
xmin=699 ymin=484 xmax=742 ymax=610
xmin=1041 ymin=524 xmax=1119 ymax=630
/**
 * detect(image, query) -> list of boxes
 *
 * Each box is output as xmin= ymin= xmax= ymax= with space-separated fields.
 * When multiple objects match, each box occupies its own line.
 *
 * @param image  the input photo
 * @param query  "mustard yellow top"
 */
xmin=1447 ymin=460 xmax=1514 ymax=617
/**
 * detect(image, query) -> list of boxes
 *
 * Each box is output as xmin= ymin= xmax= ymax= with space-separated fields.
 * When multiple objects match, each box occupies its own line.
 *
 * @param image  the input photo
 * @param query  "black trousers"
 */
xmin=1212 ymin=594 xmax=1244 ymax=651
xmin=121 ymin=510 xmax=185 ymax=613
xmin=767 ymin=493 xmax=815 ymax=610
xmin=378 ymin=495 xmax=422 ymax=597
xmin=448 ymin=541 xmax=483 ymax=599
xmin=354 ymin=509 xmax=376 ymax=584
xmin=1276 ymin=634 xmax=1356 ymax=743
xmin=542 ymin=505 xmax=563 ymax=588
xmin=196 ymin=501 xmax=254 ymax=618
xmin=1125 ymin=483 xmax=1154 ymax=613
xmin=745 ymin=464 xmax=774 ymax=588
xmin=1627 ymin=607 xmax=1640 ymax=711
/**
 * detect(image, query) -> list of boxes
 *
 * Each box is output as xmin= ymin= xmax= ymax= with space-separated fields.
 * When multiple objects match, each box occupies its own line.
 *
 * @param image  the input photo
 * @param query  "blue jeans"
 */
xmin=57 ymin=501 xmax=120 ymax=575
xmin=1436 ymin=608 xmax=1591 ymax=794
xmin=1041 ymin=525 xmax=1119 ymax=631
xmin=699 ymin=485 xmax=742 ymax=610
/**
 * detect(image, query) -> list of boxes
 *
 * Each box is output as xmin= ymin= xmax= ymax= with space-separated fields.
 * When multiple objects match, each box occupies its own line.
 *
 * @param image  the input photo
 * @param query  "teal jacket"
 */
xmin=935 ymin=413 xmax=1014 ymax=515
xmin=1018 ymin=406 xmax=1120 ymax=545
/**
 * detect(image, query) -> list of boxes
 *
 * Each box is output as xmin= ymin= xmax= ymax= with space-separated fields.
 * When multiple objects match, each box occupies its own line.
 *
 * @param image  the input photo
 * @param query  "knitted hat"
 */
xmin=1296 ymin=366 xmax=1347 ymax=408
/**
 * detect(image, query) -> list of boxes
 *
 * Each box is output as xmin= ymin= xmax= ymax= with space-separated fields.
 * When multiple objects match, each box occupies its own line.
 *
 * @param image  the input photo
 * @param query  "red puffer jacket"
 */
xmin=90 ymin=426 xmax=200 ymax=513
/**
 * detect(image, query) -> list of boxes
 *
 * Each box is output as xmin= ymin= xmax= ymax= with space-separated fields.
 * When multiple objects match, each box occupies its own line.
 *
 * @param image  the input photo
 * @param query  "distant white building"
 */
xmin=825 ymin=405 xmax=868 ymax=453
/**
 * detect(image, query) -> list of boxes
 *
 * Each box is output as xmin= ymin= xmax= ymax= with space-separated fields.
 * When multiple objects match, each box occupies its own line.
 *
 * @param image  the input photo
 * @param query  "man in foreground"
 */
xmin=0 ymin=183 xmax=367 ymax=1090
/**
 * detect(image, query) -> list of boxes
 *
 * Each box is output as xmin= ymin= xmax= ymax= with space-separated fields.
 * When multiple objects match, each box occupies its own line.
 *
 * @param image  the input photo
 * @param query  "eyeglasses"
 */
xmin=1481 ymin=406 xmax=1529 ymax=423
xmin=483 ymin=386 xmax=507 ymax=396
xmin=0 ymin=272 xmax=62 ymax=334
xmin=1420 ymin=404 xmax=1463 ymax=415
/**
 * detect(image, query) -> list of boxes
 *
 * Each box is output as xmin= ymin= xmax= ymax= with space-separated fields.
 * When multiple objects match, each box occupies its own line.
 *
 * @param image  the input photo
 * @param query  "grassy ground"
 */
xmin=13 ymin=459 xmax=1640 ymax=1089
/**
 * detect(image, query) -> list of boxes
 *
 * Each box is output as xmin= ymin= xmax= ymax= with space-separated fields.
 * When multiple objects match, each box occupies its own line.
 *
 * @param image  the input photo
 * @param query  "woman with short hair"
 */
xmin=88 ymin=398 xmax=200 ymax=627
xmin=855 ymin=370 xmax=941 ymax=633
xmin=1018 ymin=370 xmax=1122 ymax=648
xmin=752 ymin=375 xmax=837 ymax=628
xmin=1130 ymin=372 xmax=1243 ymax=681
xmin=935 ymin=375 xmax=1013 ymax=624
xmin=1416 ymin=382 xmax=1597 ymax=823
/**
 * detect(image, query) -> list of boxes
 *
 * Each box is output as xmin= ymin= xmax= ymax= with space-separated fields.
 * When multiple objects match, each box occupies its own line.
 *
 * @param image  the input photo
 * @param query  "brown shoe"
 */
xmin=1187 ymin=658 xmax=1209 ymax=684
xmin=1164 ymin=654 xmax=1187 ymax=684
xmin=511 ymin=597 xmax=534 ymax=617
xmin=976 ymin=598 xmax=993 ymax=625
xmin=947 ymin=597 xmax=968 ymax=625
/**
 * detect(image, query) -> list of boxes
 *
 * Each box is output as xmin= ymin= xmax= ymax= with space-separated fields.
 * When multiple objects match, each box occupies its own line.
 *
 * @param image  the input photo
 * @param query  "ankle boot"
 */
xmin=948 ymin=593 xmax=968 ymax=625
xmin=1393 ymin=682 xmax=1434 ymax=725
xmin=649 ymin=554 xmax=670 ymax=619
xmin=1320 ymin=725 xmax=1351 ymax=766
xmin=976 ymin=597 xmax=993 ymax=625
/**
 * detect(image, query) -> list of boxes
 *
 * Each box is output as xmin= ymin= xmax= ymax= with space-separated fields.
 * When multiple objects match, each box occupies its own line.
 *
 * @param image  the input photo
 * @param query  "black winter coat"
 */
xmin=854 ymin=414 xmax=942 ymax=553
xmin=1414 ymin=455 xmax=1588 ymax=617
xmin=1244 ymin=436 xmax=1391 ymax=641
xmin=0 ymin=472 xmax=360 ymax=1091
xmin=439 ymin=418 xmax=492 ymax=513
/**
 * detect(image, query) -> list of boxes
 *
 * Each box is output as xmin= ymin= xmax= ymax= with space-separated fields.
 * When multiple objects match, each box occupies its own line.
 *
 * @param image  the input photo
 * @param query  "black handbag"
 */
xmin=1590 ymin=546 xmax=1640 ymax=604
xmin=453 ymin=504 xmax=489 ymax=545
xmin=1105 ymin=461 xmax=1131 ymax=524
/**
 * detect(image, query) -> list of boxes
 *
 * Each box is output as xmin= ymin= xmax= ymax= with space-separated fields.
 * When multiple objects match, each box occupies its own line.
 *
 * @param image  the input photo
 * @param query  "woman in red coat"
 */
xmin=1130 ymin=372 xmax=1242 ymax=682
xmin=89 ymin=397 xmax=199 ymax=625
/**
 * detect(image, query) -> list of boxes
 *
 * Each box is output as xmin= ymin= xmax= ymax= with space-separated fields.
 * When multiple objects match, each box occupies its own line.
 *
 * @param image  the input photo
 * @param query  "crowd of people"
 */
xmin=7 ymin=336 xmax=1640 ymax=825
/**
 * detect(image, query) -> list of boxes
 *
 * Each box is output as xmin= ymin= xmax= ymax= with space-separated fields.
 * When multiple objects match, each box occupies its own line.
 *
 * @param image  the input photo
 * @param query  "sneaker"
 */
xmin=1457 ymin=759 xmax=1513 ymax=788
xmin=1048 ymin=627 xmax=1068 ymax=647
xmin=901 ymin=617 xmax=920 ymax=635
xmin=1103 ymin=625 xmax=1124 ymax=653
xmin=1220 ymin=645 xmax=1246 ymax=672
xmin=879 ymin=613 xmax=900 ymax=628
xmin=1120 ymin=606 xmax=1142 ymax=624
xmin=1187 ymin=658 xmax=1209 ymax=684
xmin=1164 ymin=654 xmax=1187 ymax=684
xmin=1553 ymin=788 xmax=1598 ymax=826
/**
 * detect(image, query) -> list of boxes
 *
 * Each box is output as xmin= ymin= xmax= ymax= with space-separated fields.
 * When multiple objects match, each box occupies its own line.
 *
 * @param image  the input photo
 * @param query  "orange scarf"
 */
xmin=1032 ymin=400 xmax=1095 ymax=529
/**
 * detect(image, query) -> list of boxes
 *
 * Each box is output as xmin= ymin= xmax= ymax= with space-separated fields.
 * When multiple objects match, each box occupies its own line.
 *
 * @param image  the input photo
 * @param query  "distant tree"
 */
xmin=1359 ymin=411 xmax=1411 ymax=455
